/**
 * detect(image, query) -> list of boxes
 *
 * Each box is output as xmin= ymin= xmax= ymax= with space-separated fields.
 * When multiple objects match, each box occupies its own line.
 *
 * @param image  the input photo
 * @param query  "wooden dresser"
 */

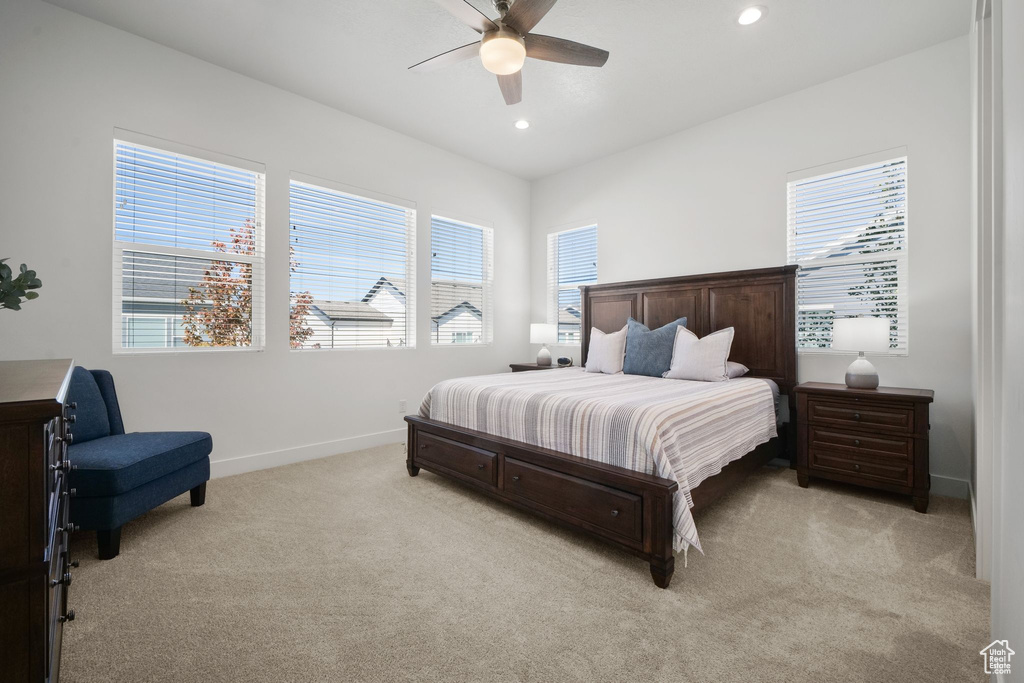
xmin=794 ymin=382 xmax=934 ymax=512
xmin=0 ymin=359 xmax=77 ymax=682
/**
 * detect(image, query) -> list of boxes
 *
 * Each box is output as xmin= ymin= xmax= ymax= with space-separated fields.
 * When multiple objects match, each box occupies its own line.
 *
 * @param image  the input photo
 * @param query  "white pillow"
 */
xmin=663 ymin=327 xmax=735 ymax=382
xmin=727 ymin=361 xmax=749 ymax=379
xmin=584 ymin=326 xmax=627 ymax=374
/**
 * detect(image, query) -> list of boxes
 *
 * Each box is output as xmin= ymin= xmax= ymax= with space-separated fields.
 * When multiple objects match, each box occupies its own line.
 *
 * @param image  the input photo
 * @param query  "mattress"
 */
xmin=419 ymin=368 xmax=778 ymax=553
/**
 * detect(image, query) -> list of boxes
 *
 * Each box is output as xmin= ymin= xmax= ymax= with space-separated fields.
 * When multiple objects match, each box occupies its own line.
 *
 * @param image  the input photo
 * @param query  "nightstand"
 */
xmin=509 ymin=363 xmax=559 ymax=372
xmin=794 ymin=382 xmax=934 ymax=512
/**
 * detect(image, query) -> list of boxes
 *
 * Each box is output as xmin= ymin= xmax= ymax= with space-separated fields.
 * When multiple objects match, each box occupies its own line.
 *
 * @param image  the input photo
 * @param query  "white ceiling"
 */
xmin=45 ymin=0 xmax=970 ymax=180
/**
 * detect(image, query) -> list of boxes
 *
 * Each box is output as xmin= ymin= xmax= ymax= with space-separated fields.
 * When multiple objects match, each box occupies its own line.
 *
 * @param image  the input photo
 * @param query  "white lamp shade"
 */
xmin=832 ymin=317 xmax=890 ymax=353
xmin=530 ymin=323 xmax=557 ymax=344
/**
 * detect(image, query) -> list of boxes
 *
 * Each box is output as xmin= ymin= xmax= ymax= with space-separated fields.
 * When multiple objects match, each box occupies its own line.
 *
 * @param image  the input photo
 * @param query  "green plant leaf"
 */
xmin=24 ymin=291 xmax=39 ymax=300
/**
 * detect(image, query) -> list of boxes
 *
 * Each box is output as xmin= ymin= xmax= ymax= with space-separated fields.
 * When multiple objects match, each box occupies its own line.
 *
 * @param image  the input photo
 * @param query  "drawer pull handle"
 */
xmin=51 ymin=572 xmax=72 ymax=588
xmin=476 ymin=463 xmax=486 ymax=470
xmin=853 ymin=439 xmax=861 ymax=447
xmin=853 ymin=463 xmax=861 ymax=471
xmin=610 ymin=509 xmax=619 ymax=517
xmin=511 ymin=475 xmax=520 ymax=482
xmin=420 ymin=444 xmax=428 ymax=450
xmin=59 ymin=609 xmax=75 ymax=624
xmin=853 ymin=413 xmax=861 ymax=420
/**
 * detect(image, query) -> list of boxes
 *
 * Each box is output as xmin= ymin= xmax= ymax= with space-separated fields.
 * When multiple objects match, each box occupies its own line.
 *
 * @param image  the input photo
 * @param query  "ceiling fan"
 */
xmin=409 ymin=0 xmax=609 ymax=105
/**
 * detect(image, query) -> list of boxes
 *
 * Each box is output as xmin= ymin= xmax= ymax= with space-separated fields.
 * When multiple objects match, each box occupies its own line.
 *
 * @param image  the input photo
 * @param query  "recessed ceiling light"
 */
xmin=515 ymin=120 xmax=530 ymax=130
xmin=738 ymin=5 xmax=767 ymax=25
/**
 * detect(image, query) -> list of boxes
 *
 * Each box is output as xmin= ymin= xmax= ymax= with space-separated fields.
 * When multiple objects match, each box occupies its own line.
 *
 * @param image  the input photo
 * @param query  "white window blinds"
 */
xmin=113 ymin=138 xmax=265 ymax=351
xmin=430 ymin=216 xmax=493 ymax=345
xmin=289 ymin=179 xmax=416 ymax=349
xmin=787 ymin=156 xmax=908 ymax=353
xmin=546 ymin=225 xmax=597 ymax=344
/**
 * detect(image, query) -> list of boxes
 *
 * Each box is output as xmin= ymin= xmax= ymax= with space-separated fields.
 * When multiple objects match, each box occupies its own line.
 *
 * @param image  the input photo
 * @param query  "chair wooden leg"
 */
xmin=190 ymin=482 xmax=207 ymax=507
xmin=97 ymin=527 xmax=121 ymax=560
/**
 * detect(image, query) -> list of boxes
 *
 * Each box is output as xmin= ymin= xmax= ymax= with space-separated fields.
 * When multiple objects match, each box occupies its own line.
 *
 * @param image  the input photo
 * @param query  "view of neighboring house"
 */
xmin=558 ymin=305 xmax=582 ymax=344
xmin=428 ymin=279 xmax=484 ymax=345
xmin=122 ymin=264 xmax=484 ymax=349
xmin=120 ymin=251 xmax=201 ymax=348
xmin=297 ymin=276 xmax=484 ymax=348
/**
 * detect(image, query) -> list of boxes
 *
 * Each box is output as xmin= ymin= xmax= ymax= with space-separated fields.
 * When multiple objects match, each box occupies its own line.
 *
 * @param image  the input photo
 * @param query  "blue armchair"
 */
xmin=66 ymin=367 xmax=212 ymax=559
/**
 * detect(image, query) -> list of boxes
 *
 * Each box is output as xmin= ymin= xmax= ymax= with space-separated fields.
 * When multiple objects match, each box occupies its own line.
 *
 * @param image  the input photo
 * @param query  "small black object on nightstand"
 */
xmin=794 ymin=382 xmax=934 ymax=512
xmin=509 ymin=363 xmax=558 ymax=372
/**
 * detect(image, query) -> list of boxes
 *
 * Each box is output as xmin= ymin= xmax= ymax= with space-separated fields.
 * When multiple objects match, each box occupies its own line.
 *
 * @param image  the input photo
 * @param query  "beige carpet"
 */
xmin=61 ymin=444 xmax=988 ymax=682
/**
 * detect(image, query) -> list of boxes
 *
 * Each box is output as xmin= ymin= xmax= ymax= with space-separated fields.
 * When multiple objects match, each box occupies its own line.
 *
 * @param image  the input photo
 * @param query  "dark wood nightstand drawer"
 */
xmin=806 ymin=398 xmax=914 ymax=434
xmin=809 ymin=449 xmax=911 ymax=485
xmin=416 ymin=432 xmax=497 ymax=487
xmin=808 ymin=427 xmax=911 ymax=460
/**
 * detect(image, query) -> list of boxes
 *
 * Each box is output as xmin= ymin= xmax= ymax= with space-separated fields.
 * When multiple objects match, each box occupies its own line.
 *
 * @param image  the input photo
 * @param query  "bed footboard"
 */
xmin=405 ymin=415 xmax=679 ymax=588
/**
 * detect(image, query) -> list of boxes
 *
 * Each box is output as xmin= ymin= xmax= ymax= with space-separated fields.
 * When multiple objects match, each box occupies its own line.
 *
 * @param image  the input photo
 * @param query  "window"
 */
xmin=289 ymin=178 xmax=416 ymax=349
xmin=113 ymin=137 xmax=265 ymax=351
xmin=430 ymin=216 xmax=493 ymax=345
xmin=546 ymin=225 xmax=597 ymax=344
xmin=787 ymin=155 xmax=908 ymax=353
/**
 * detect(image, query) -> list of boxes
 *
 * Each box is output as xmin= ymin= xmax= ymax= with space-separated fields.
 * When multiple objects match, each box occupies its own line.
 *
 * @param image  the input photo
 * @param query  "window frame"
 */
xmin=111 ymin=132 xmax=266 ymax=354
xmin=546 ymin=224 xmax=598 ymax=346
xmin=287 ymin=173 xmax=417 ymax=352
xmin=429 ymin=214 xmax=494 ymax=347
xmin=786 ymin=150 xmax=909 ymax=356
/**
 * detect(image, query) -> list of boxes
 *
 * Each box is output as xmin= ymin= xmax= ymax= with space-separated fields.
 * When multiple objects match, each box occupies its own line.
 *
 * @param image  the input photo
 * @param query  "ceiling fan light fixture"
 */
xmin=480 ymin=28 xmax=527 ymax=75
xmin=737 ymin=6 xmax=767 ymax=25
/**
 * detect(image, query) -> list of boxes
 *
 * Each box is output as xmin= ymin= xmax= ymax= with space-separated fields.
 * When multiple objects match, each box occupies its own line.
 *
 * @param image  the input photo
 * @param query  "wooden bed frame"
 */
xmin=405 ymin=265 xmax=797 ymax=588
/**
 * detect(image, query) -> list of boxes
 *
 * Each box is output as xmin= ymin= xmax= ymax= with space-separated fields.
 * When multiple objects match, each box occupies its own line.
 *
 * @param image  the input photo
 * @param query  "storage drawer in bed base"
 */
xmin=406 ymin=415 xmax=686 ymax=589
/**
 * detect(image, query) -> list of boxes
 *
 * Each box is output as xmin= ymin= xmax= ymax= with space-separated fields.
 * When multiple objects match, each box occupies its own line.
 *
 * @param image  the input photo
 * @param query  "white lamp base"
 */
xmin=845 ymin=353 xmax=879 ymax=389
xmin=536 ymin=345 xmax=552 ymax=367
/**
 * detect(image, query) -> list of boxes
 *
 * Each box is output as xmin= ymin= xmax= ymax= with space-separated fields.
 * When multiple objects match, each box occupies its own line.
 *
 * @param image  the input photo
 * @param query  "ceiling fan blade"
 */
xmin=409 ymin=42 xmax=481 ymax=72
xmin=503 ymin=0 xmax=557 ymax=35
xmin=432 ymin=0 xmax=498 ymax=34
xmin=524 ymin=34 xmax=609 ymax=67
xmin=497 ymin=71 xmax=522 ymax=105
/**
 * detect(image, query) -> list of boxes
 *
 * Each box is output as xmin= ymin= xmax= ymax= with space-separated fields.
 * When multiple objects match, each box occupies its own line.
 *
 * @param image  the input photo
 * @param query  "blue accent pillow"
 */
xmin=623 ymin=317 xmax=688 ymax=377
xmin=67 ymin=367 xmax=111 ymax=445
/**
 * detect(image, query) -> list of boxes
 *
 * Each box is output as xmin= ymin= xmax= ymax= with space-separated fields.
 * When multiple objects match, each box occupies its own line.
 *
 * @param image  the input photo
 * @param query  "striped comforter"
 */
xmin=419 ymin=368 xmax=777 ymax=554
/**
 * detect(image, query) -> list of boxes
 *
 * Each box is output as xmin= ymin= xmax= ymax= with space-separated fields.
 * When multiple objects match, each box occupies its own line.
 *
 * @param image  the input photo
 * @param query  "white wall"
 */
xmin=993 ymin=0 xmax=1024 ymax=670
xmin=0 ymin=0 xmax=531 ymax=476
xmin=530 ymin=38 xmax=973 ymax=496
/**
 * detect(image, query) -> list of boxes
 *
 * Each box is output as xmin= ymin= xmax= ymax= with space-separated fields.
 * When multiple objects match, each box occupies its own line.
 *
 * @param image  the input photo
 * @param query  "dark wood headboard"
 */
xmin=579 ymin=265 xmax=798 ymax=398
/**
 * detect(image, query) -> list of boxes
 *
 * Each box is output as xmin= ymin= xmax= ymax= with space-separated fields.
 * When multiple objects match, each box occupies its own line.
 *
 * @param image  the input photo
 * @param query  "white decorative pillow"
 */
xmin=663 ymin=327 xmax=735 ymax=382
xmin=727 ymin=361 xmax=749 ymax=379
xmin=584 ymin=326 xmax=627 ymax=374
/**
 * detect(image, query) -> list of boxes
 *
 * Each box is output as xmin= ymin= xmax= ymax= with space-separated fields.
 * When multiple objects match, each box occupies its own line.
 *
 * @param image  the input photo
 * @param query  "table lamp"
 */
xmin=832 ymin=317 xmax=890 ymax=389
xmin=530 ymin=323 xmax=557 ymax=366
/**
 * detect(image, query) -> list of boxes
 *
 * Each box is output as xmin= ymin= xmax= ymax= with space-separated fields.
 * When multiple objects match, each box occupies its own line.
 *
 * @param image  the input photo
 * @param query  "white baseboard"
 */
xmin=969 ymin=479 xmax=978 ymax=541
xmin=209 ymin=428 xmax=406 ymax=479
xmin=931 ymin=473 xmax=971 ymax=499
